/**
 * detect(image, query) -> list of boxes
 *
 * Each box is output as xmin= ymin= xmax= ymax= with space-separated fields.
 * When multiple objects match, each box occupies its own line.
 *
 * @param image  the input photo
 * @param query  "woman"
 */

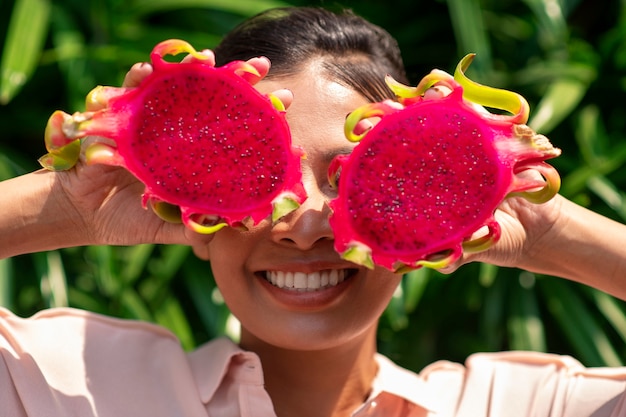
xmin=1 ymin=7 xmax=625 ymax=417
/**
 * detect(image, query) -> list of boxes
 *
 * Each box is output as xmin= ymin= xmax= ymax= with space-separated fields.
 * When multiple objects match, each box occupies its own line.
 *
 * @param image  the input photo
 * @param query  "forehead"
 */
xmin=256 ymin=61 xmax=369 ymax=157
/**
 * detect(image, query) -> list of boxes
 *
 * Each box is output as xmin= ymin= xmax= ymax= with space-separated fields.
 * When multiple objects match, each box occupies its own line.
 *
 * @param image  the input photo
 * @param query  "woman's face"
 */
xmin=206 ymin=60 xmax=402 ymax=351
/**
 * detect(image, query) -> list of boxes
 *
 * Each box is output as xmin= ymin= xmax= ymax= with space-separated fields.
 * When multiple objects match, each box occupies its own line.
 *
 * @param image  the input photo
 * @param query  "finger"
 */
xmin=245 ymin=56 xmax=271 ymax=83
xmin=181 ymin=224 xmax=215 ymax=258
xmin=192 ymin=243 xmax=211 ymax=260
xmin=123 ymin=62 xmax=153 ymax=88
xmin=423 ymin=84 xmax=452 ymax=100
xmin=437 ymin=252 xmax=474 ymax=275
xmin=181 ymin=48 xmax=216 ymax=66
xmin=353 ymin=117 xmax=377 ymax=135
xmin=270 ymin=88 xmax=293 ymax=110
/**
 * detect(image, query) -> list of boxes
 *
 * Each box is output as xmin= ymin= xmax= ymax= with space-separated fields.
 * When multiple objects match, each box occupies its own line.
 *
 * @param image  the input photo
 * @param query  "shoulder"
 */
xmin=420 ymin=351 xmax=626 ymax=417
xmin=0 ymin=307 xmax=204 ymax=416
xmin=0 ymin=306 xmax=179 ymax=353
xmin=0 ymin=305 xmax=187 ymax=380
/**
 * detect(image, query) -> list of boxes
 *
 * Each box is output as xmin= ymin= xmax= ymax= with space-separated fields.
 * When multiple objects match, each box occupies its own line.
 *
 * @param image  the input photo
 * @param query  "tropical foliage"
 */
xmin=1 ymin=0 xmax=625 ymax=372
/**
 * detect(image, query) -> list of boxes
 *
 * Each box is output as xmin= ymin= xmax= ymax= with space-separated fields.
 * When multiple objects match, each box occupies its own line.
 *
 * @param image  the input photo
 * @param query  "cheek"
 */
xmin=357 ymin=270 xmax=403 ymax=315
xmin=206 ymin=225 xmax=266 ymax=264
xmin=206 ymin=228 xmax=255 ymax=291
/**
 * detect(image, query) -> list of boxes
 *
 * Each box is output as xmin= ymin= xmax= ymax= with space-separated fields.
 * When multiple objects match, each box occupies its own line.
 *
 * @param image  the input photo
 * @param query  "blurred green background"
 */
xmin=1 ymin=0 xmax=625 ymax=372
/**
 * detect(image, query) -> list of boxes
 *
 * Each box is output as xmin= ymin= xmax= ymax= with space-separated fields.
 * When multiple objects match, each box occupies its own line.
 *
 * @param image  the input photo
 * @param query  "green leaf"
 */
xmin=120 ymin=288 xmax=153 ymax=321
xmin=182 ymin=258 xmax=235 ymax=340
xmin=154 ymin=296 xmax=196 ymax=350
xmin=446 ymin=0 xmax=492 ymax=76
xmin=0 ymin=150 xmax=29 ymax=180
xmin=590 ymin=290 xmax=626 ymax=346
xmin=587 ymin=175 xmax=626 ymax=218
xmin=528 ymin=77 xmax=589 ymax=134
xmin=540 ymin=279 xmax=623 ymax=367
xmin=521 ymin=0 xmax=568 ymax=49
xmin=39 ymin=251 xmax=69 ymax=308
xmin=119 ymin=244 xmax=155 ymax=285
xmin=480 ymin=273 xmax=508 ymax=350
xmin=128 ymin=0 xmax=291 ymax=18
xmin=402 ymin=268 xmax=431 ymax=313
xmin=574 ymin=105 xmax=605 ymax=165
xmin=149 ymin=245 xmax=191 ymax=280
xmin=478 ymin=262 xmax=498 ymax=288
xmin=508 ymin=273 xmax=546 ymax=352
xmin=0 ymin=0 xmax=51 ymax=104
xmin=560 ymin=144 xmax=626 ymax=197
xmin=0 ymin=258 xmax=13 ymax=309
xmin=87 ymin=245 xmax=118 ymax=296
xmin=384 ymin=284 xmax=409 ymax=331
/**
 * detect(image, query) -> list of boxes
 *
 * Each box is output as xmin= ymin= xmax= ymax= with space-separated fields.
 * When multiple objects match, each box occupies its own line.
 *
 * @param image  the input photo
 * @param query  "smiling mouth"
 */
xmin=264 ymin=269 xmax=354 ymax=292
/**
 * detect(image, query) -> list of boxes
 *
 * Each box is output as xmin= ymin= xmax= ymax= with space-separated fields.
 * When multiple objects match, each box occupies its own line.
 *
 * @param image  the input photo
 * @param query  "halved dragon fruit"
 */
xmin=328 ymin=54 xmax=561 ymax=272
xmin=39 ymin=39 xmax=306 ymax=233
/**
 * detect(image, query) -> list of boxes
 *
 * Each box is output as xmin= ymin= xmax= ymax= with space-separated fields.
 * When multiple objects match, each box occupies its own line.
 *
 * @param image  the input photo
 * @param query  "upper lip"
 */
xmin=253 ymin=257 xmax=360 ymax=275
xmin=250 ymin=242 xmax=363 ymax=275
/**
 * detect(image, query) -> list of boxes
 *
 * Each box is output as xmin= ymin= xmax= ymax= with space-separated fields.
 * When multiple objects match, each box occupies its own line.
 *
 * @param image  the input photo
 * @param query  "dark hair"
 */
xmin=214 ymin=7 xmax=408 ymax=102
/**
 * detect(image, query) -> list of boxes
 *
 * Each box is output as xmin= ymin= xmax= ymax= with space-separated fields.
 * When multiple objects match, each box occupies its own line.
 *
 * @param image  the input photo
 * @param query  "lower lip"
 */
xmin=257 ymin=272 xmax=355 ymax=311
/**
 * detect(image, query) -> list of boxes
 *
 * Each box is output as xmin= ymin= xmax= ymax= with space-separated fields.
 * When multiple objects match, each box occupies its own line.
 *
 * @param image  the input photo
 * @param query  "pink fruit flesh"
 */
xmin=329 ymin=54 xmax=561 ymax=272
xmin=40 ymin=39 xmax=306 ymax=233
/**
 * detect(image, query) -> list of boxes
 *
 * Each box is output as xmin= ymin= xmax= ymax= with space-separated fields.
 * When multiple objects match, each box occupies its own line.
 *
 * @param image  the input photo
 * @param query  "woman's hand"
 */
xmin=1 ymin=50 xmax=292 ymax=259
xmin=40 ymin=56 xmax=218 ymax=256
xmin=420 ymin=83 xmax=626 ymax=295
xmin=440 ymin=194 xmax=563 ymax=272
xmin=442 ymin=192 xmax=626 ymax=299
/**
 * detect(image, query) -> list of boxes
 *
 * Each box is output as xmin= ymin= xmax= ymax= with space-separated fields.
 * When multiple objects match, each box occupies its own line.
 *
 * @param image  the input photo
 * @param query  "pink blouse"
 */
xmin=1 ymin=307 xmax=625 ymax=416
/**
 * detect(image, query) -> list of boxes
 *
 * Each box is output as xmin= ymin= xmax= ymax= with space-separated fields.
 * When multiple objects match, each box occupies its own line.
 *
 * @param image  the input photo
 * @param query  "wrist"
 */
xmin=518 ymin=195 xmax=626 ymax=298
xmin=0 ymin=170 xmax=90 ymax=258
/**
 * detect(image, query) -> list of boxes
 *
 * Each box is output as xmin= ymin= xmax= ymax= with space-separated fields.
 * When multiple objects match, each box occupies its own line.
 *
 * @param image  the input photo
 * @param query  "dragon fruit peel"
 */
xmin=328 ymin=54 xmax=561 ymax=272
xmin=40 ymin=39 xmax=306 ymax=234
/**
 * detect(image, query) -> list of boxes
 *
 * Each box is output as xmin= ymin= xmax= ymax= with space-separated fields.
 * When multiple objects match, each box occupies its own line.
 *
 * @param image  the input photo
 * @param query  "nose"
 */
xmin=270 ymin=176 xmax=334 ymax=250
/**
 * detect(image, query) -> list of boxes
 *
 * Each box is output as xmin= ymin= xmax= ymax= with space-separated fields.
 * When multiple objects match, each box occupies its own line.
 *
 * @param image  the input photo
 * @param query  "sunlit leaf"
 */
xmin=128 ymin=0 xmax=290 ymax=17
xmin=446 ymin=0 xmax=492 ymax=76
xmin=385 ymin=284 xmax=409 ymax=331
xmin=39 ymin=251 xmax=68 ymax=308
xmin=540 ymin=279 xmax=623 ymax=367
xmin=154 ymin=296 xmax=196 ymax=350
xmin=575 ymin=105 xmax=608 ymax=165
xmin=183 ymin=261 xmax=231 ymax=338
xmin=150 ymin=245 xmax=191 ymax=280
xmin=402 ymin=268 xmax=431 ymax=313
xmin=528 ymin=78 xmax=588 ymax=134
xmin=560 ymin=145 xmax=626 ymax=197
xmin=119 ymin=244 xmax=154 ymax=285
xmin=0 ymin=258 xmax=13 ymax=309
xmin=0 ymin=0 xmax=51 ymax=104
xmin=0 ymin=150 xmax=29 ymax=180
xmin=508 ymin=273 xmax=546 ymax=352
xmin=120 ymin=289 xmax=153 ymax=321
xmin=521 ymin=0 xmax=568 ymax=49
xmin=590 ymin=290 xmax=626 ymax=346
xmin=478 ymin=262 xmax=498 ymax=288
xmin=587 ymin=175 xmax=623 ymax=211
xmin=480 ymin=274 xmax=508 ymax=350
xmin=88 ymin=245 xmax=118 ymax=296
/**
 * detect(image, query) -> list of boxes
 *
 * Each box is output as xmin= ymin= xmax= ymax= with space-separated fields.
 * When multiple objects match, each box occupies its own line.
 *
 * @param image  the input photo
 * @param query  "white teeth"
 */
xmin=266 ymin=270 xmax=347 ymax=291
xmin=285 ymin=272 xmax=294 ymax=288
xmin=294 ymin=272 xmax=307 ymax=289
xmin=329 ymin=269 xmax=339 ymax=286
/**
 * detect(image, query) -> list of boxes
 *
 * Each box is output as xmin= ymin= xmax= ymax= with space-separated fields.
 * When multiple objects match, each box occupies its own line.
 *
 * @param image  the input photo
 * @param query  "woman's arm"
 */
xmin=0 ymin=54 xmax=283 ymax=260
xmin=448 ymin=194 xmax=626 ymax=300
xmin=516 ymin=195 xmax=626 ymax=297
xmin=0 ymin=169 xmax=85 ymax=258
xmin=0 ymin=165 xmax=210 ymax=259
